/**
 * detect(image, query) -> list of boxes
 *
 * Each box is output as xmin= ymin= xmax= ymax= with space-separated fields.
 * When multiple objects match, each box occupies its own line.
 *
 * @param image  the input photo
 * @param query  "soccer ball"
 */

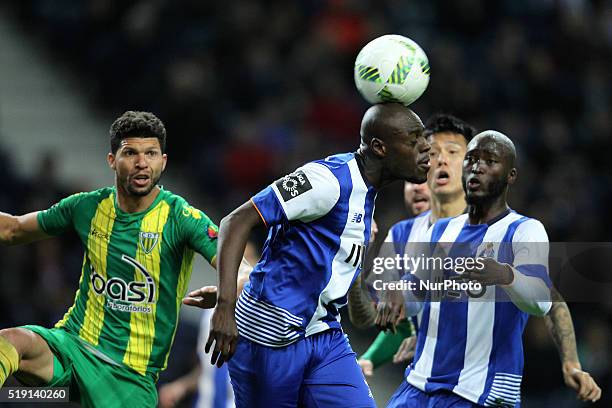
xmin=354 ymin=34 xmax=430 ymax=106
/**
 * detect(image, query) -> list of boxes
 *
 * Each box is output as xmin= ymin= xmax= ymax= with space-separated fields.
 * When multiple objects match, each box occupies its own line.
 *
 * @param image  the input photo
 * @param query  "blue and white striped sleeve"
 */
xmin=503 ymin=219 xmax=552 ymax=316
xmin=251 ymin=162 xmax=340 ymax=227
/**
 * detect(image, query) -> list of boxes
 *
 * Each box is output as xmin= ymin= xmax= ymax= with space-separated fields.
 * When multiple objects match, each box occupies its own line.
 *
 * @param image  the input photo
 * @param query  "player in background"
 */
xmin=351 ymin=114 xmax=475 ymax=373
xmin=0 ymin=111 xmax=249 ymax=408
xmin=351 ymin=181 xmax=431 ymax=376
xmin=206 ymin=103 xmax=431 ymax=407
xmin=387 ymin=131 xmax=602 ymax=407
xmin=351 ymin=115 xmax=601 ymax=402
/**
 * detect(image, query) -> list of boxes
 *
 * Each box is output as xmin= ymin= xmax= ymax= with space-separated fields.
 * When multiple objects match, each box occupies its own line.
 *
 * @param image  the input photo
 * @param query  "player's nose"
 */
xmin=135 ymin=153 xmax=148 ymax=168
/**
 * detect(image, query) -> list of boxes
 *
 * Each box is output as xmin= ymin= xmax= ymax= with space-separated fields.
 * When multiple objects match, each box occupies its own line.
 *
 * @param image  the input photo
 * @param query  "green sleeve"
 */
xmin=36 ymin=193 xmax=85 ymax=236
xmin=179 ymin=205 xmax=218 ymax=263
xmin=360 ymin=320 xmax=414 ymax=369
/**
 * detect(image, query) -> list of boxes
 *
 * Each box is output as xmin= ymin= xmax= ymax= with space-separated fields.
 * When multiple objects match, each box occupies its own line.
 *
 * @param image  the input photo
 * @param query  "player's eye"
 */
xmin=146 ymin=151 xmax=158 ymax=157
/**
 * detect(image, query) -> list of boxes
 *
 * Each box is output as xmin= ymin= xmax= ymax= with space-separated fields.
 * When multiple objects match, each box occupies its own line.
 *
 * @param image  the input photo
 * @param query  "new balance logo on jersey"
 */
xmin=351 ymin=213 xmax=363 ymax=223
xmin=344 ymin=243 xmax=366 ymax=268
xmin=90 ymin=255 xmax=156 ymax=308
xmin=276 ymin=170 xmax=312 ymax=201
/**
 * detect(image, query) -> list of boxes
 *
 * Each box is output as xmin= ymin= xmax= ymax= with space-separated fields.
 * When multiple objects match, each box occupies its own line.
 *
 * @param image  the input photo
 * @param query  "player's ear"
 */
xmin=370 ymin=137 xmax=387 ymax=157
xmin=161 ymin=154 xmax=168 ymax=172
xmin=508 ymin=168 xmax=517 ymax=185
xmin=107 ymin=152 xmax=116 ymax=170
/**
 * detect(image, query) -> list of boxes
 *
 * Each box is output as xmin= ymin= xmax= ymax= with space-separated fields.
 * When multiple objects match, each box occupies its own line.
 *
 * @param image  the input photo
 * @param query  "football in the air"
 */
xmin=354 ymin=34 xmax=430 ymax=106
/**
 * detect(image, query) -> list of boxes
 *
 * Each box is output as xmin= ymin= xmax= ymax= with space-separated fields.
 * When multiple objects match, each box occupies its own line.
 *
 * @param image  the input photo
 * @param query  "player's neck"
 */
xmin=355 ymin=149 xmax=382 ymax=188
xmin=430 ymin=195 xmax=466 ymax=224
xmin=467 ymin=195 xmax=509 ymax=225
xmin=115 ymin=185 xmax=161 ymax=213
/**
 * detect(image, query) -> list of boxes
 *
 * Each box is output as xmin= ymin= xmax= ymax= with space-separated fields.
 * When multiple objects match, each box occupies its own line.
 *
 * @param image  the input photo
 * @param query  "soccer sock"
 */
xmin=0 ymin=336 xmax=19 ymax=387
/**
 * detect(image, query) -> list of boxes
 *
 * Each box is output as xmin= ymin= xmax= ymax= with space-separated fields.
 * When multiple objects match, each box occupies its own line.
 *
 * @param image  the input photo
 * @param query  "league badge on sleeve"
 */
xmin=207 ymin=225 xmax=218 ymax=239
xmin=275 ymin=170 xmax=313 ymax=202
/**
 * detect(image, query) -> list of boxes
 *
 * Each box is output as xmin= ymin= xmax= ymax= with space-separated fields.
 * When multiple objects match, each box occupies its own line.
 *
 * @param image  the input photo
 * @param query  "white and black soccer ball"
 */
xmin=354 ymin=34 xmax=430 ymax=106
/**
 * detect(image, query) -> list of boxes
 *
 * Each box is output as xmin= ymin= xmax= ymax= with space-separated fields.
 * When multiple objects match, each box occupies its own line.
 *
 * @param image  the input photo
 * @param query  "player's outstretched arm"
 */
xmin=206 ymin=201 xmax=262 ymax=368
xmin=544 ymin=288 xmax=602 ymax=403
xmin=0 ymin=211 xmax=49 ymax=246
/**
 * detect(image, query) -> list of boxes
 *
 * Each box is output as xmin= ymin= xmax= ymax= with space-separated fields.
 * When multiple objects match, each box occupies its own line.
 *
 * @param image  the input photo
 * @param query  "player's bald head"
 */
xmin=360 ymin=103 xmax=424 ymax=144
xmin=468 ymin=130 xmax=517 ymax=168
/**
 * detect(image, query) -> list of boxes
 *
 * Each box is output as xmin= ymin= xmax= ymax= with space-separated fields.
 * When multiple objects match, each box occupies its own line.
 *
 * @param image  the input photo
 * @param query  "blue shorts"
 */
xmin=228 ymin=329 xmax=375 ymax=408
xmin=387 ymin=381 xmax=482 ymax=408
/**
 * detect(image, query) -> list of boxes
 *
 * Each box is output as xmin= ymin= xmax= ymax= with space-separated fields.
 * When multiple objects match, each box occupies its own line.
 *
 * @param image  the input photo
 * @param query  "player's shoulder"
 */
xmin=280 ymin=154 xmax=349 ymax=195
xmin=64 ymin=187 xmax=114 ymax=205
xmin=427 ymin=213 xmax=468 ymax=240
xmin=158 ymin=188 xmax=213 ymax=221
xmin=314 ymin=152 xmax=355 ymax=168
xmin=508 ymin=211 xmax=548 ymax=241
xmin=390 ymin=210 xmax=429 ymax=232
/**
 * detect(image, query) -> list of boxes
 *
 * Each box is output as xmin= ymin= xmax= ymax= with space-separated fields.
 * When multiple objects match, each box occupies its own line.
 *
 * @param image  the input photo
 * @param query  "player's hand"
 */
xmin=393 ymin=336 xmax=417 ymax=364
xmin=158 ymin=380 xmax=189 ymax=408
xmin=358 ymin=359 xmax=374 ymax=377
xmin=562 ymin=361 xmax=602 ymax=402
xmin=182 ymin=286 xmax=218 ymax=309
xmin=453 ymin=257 xmax=513 ymax=286
xmin=205 ymin=301 xmax=238 ymax=368
xmin=374 ymin=288 xmax=405 ymax=333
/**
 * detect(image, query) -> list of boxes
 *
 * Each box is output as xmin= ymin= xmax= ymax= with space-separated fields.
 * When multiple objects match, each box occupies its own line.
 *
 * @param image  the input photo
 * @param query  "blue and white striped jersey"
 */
xmin=385 ymin=210 xmax=431 ymax=259
xmin=237 ymin=153 xmax=376 ymax=347
xmin=405 ymin=210 xmax=552 ymax=407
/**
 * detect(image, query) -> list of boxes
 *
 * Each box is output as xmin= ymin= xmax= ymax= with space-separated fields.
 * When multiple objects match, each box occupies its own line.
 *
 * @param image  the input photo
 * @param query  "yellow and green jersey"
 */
xmin=37 ymin=186 xmax=218 ymax=380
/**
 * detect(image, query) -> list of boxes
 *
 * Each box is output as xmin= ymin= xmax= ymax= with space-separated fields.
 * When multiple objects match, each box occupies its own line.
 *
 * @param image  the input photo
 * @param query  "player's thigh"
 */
xmin=228 ymin=337 xmax=307 ymax=408
xmin=0 ymin=327 xmax=54 ymax=385
xmin=301 ymin=337 xmax=375 ymax=407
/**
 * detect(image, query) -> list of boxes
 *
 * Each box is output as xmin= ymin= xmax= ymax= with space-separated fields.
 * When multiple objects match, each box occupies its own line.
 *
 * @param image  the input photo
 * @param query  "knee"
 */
xmin=0 ymin=328 xmax=34 ymax=358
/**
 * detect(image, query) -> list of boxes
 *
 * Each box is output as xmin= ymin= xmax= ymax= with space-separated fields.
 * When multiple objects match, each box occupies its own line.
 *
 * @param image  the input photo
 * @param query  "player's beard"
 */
xmin=126 ymin=173 xmax=162 ymax=197
xmin=465 ymin=177 xmax=507 ymax=205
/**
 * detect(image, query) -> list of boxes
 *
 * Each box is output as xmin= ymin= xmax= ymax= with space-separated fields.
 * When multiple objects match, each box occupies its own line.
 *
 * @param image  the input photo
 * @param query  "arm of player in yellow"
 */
xmin=0 ymin=211 xmax=50 ymax=246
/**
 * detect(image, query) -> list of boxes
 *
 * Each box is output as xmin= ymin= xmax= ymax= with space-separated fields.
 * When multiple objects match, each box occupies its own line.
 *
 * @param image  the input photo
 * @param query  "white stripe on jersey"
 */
xmin=306 ymin=158 xmax=370 ymax=336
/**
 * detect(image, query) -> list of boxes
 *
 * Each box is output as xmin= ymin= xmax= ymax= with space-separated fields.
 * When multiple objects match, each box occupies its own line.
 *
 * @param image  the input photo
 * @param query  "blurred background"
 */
xmin=0 ymin=0 xmax=610 ymax=407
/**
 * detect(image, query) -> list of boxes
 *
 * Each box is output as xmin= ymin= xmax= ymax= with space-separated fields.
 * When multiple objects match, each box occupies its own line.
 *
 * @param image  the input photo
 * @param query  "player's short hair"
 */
xmin=110 ymin=111 xmax=167 ymax=154
xmin=423 ymin=113 xmax=476 ymax=142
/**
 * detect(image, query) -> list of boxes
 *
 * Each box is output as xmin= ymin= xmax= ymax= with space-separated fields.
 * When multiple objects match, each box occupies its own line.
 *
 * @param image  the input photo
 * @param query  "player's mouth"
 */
xmin=132 ymin=174 xmax=151 ymax=187
xmin=434 ymin=170 xmax=450 ymax=186
xmin=417 ymin=157 xmax=430 ymax=172
xmin=466 ymin=177 xmax=481 ymax=191
xmin=412 ymin=194 xmax=429 ymax=211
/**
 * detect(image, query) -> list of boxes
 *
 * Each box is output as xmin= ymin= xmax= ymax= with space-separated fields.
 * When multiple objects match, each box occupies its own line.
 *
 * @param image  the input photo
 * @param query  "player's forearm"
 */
xmin=0 ymin=212 xmax=20 ymax=245
xmin=348 ymin=275 xmax=377 ymax=329
xmin=0 ymin=211 xmax=47 ymax=245
xmin=544 ymin=289 xmax=580 ymax=365
xmin=217 ymin=203 xmax=260 ymax=305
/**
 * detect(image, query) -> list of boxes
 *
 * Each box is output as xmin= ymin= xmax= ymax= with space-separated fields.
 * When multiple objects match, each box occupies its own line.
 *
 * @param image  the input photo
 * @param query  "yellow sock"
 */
xmin=0 ymin=336 xmax=19 ymax=387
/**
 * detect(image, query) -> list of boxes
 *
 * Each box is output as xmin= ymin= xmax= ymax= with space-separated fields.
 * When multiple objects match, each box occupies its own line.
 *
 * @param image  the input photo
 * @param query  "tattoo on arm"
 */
xmin=544 ymin=288 xmax=579 ymax=364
